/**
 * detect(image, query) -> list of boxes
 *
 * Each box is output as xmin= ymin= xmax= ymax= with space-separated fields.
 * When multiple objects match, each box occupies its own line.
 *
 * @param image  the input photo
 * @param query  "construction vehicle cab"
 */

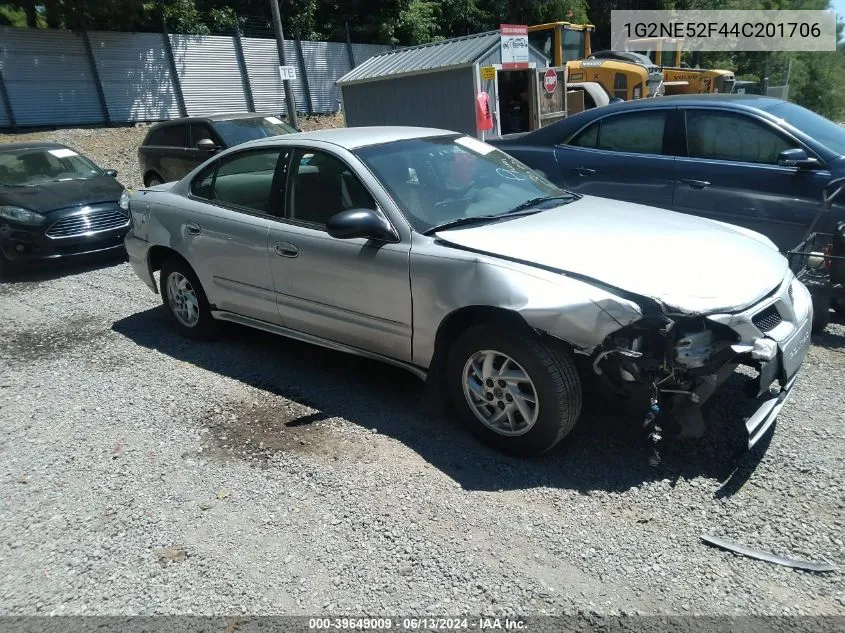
xmin=528 ymin=22 xmax=663 ymax=100
xmin=626 ymin=37 xmax=735 ymax=95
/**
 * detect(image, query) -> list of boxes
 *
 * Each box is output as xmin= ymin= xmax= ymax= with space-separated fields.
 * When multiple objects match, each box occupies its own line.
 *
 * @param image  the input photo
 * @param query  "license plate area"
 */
xmin=779 ymin=316 xmax=812 ymax=381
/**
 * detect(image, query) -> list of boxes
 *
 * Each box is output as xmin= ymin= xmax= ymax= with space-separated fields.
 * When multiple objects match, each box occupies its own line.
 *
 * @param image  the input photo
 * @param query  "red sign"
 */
xmin=500 ymin=24 xmax=529 ymax=69
xmin=543 ymin=69 xmax=558 ymax=94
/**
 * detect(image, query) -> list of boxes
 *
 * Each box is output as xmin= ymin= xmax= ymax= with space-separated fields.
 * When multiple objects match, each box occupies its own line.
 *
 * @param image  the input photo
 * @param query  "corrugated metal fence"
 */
xmin=0 ymin=27 xmax=391 ymax=128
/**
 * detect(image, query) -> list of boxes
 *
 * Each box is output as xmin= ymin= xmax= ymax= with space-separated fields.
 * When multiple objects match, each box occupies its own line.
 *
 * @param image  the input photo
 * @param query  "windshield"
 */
xmin=528 ymin=29 xmax=554 ymax=61
xmin=213 ymin=116 xmax=297 ymax=146
xmin=766 ymin=102 xmax=845 ymax=157
xmin=0 ymin=147 xmax=102 ymax=187
xmin=631 ymin=47 xmax=677 ymax=67
xmin=354 ymin=135 xmax=563 ymax=233
xmin=562 ymin=29 xmax=585 ymax=62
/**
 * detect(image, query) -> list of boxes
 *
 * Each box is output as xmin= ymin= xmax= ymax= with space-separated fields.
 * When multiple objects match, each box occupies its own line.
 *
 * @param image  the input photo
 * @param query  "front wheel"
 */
xmin=447 ymin=325 xmax=582 ymax=456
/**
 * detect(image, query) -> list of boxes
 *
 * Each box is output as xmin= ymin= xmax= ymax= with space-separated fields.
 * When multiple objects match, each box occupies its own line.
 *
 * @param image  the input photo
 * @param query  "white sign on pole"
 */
xmin=279 ymin=65 xmax=298 ymax=81
xmin=500 ymin=24 xmax=529 ymax=68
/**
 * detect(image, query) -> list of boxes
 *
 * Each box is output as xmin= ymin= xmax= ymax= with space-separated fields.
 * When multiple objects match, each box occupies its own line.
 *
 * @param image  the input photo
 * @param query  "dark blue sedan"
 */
xmin=489 ymin=94 xmax=845 ymax=251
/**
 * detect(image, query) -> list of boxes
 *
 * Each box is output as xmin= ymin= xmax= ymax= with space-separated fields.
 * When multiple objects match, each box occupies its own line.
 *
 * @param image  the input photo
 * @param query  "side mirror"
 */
xmin=326 ymin=208 xmax=396 ymax=241
xmin=104 ymin=169 xmax=118 ymax=177
xmin=196 ymin=139 xmax=219 ymax=152
xmin=777 ymin=148 xmax=820 ymax=170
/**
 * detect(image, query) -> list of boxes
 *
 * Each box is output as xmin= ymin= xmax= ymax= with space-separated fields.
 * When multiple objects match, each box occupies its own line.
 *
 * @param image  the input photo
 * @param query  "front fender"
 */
xmin=411 ymin=245 xmax=643 ymax=367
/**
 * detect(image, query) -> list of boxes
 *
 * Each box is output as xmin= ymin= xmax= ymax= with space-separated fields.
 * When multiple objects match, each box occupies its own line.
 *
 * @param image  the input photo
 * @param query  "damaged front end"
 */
xmin=588 ymin=274 xmax=813 ymax=461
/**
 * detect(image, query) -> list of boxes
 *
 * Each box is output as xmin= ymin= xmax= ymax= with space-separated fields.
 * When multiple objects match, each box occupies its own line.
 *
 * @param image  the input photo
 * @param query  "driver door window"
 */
xmin=684 ymin=110 xmax=797 ymax=164
xmin=190 ymin=123 xmax=218 ymax=147
xmin=287 ymin=149 xmax=376 ymax=227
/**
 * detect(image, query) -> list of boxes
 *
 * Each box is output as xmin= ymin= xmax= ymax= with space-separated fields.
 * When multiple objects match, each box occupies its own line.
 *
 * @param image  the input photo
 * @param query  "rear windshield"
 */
xmin=766 ymin=102 xmax=845 ymax=157
xmin=213 ymin=117 xmax=298 ymax=147
xmin=0 ymin=147 xmax=102 ymax=187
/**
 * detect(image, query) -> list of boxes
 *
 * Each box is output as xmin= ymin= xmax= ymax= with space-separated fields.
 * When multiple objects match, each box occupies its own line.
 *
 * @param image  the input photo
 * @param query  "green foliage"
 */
xmin=396 ymin=0 xmax=441 ymax=44
xmin=157 ymin=0 xmax=211 ymax=34
xmin=3 ymin=0 xmax=844 ymax=116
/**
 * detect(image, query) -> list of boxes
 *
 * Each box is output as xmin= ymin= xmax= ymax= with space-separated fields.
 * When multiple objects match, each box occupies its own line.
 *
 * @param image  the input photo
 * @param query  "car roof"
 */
xmin=0 ymin=142 xmax=71 ymax=153
xmin=509 ymin=93 xmax=789 ymax=144
xmin=150 ymin=112 xmax=286 ymax=127
xmin=239 ymin=126 xmax=457 ymax=150
xmin=583 ymin=93 xmax=784 ymax=113
xmin=556 ymin=94 xmax=786 ymax=128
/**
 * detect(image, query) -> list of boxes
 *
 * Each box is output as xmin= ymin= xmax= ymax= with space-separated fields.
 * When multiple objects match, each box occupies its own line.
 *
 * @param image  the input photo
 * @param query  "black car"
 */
xmin=0 ymin=143 xmax=130 ymax=275
xmin=138 ymin=113 xmax=298 ymax=186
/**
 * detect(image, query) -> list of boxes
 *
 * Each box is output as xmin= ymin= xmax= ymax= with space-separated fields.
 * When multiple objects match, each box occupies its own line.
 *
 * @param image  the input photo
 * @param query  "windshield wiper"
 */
xmin=422 ymin=193 xmax=580 ymax=236
xmin=503 ymin=193 xmax=580 ymax=215
xmin=422 ymin=209 xmax=543 ymax=236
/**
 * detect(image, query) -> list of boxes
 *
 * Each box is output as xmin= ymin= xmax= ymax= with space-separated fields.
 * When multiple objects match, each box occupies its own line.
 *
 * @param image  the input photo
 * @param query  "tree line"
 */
xmin=1 ymin=0 xmax=843 ymax=118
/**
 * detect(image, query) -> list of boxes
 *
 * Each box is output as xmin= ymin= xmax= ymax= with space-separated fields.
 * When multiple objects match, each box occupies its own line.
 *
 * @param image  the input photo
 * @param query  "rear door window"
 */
xmin=190 ymin=148 xmax=289 ymax=215
xmin=569 ymin=121 xmax=599 ymax=148
xmin=567 ymin=112 xmax=667 ymax=155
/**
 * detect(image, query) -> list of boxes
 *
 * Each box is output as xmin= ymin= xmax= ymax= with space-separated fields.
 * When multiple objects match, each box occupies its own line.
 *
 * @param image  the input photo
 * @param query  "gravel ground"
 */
xmin=0 ymin=124 xmax=844 ymax=621
xmin=0 ymin=114 xmax=345 ymax=193
xmin=0 ymin=257 xmax=843 ymax=619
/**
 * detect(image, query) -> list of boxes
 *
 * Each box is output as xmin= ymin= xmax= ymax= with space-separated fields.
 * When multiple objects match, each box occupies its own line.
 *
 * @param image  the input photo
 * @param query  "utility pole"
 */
xmin=270 ymin=0 xmax=299 ymax=128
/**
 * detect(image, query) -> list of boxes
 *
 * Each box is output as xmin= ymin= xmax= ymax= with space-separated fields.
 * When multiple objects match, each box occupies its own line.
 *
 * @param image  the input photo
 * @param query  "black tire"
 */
xmin=833 ymin=298 xmax=845 ymax=318
xmin=447 ymin=324 xmax=582 ymax=457
xmin=145 ymin=173 xmax=164 ymax=187
xmin=811 ymin=293 xmax=831 ymax=333
xmin=160 ymin=256 xmax=219 ymax=340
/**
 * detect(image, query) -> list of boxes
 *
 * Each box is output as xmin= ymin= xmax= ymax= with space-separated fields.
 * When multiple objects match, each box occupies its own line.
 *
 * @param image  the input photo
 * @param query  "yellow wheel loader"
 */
xmin=626 ymin=37 xmax=735 ymax=95
xmin=528 ymin=22 xmax=664 ymax=100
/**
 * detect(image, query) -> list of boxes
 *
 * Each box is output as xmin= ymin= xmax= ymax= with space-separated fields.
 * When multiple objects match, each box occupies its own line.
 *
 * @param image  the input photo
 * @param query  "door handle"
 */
xmin=274 ymin=242 xmax=299 ymax=258
xmin=185 ymin=222 xmax=201 ymax=235
xmin=680 ymin=178 xmax=711 ymax=189
xmin=573 ymin=167 xmax=596 ymax=176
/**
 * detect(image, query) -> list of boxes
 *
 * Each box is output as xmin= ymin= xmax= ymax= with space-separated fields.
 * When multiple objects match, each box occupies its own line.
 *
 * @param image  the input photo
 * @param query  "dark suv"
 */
xmin=138 ymin=113 xmax=298 ymax=186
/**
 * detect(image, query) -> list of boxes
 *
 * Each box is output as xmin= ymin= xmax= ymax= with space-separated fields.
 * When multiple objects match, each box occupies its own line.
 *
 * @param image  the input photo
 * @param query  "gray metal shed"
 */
xmin=337 ymin=30 xmax=553 ymax=139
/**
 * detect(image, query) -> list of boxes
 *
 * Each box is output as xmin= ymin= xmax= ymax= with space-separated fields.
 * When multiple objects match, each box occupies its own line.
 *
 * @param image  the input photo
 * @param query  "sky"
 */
xmin=833 ymin=2 xmax=845 ymax=40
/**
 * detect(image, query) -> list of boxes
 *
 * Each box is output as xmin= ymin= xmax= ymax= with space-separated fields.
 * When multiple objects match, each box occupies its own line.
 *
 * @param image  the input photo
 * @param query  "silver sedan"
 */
xmin=125 ymin=126 xmax=813 ymax=458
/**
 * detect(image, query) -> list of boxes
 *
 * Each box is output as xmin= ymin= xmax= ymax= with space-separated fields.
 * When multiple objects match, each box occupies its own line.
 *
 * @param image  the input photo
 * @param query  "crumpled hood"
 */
xmin=0 ymin=176 xmax=124 ymax=214
xmin=434 ymin=195 xmax=789 ymax=314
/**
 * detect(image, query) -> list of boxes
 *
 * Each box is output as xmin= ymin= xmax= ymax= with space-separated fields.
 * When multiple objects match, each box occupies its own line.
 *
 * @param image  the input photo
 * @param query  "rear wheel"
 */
xmin=160 ymin=257 xmax=219 ymax=339
xmin=447 ymin=325 xmax=582 ymax=456
xmin=833 ymin=299 xmax=845 ymax=318
xmin=145 ymin=173 xmax=164 ymax=187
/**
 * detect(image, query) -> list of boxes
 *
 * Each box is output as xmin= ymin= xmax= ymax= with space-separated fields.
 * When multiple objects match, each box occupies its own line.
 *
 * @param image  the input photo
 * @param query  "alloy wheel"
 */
xmin=461 ymin=349 xmax=539 ymax=436
xmin=166 ymin=271 xmax=200 ymax=328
